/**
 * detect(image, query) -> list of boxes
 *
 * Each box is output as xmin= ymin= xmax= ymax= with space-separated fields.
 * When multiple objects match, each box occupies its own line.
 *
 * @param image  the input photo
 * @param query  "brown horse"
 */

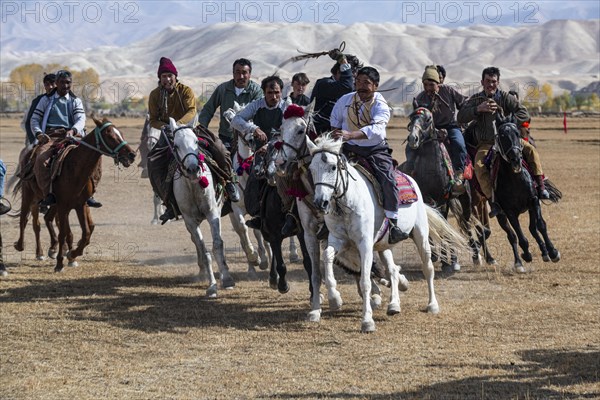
xmin=25 ymin=118 xmax=136 ymax=272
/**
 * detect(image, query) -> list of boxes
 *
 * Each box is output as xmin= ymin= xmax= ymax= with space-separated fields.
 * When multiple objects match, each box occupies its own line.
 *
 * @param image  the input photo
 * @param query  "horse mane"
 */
xmin=312 ymin=134 xmax=342 ymax=155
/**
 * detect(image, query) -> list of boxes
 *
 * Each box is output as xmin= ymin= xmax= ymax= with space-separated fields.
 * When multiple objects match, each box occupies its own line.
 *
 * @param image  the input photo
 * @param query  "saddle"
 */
xmin=349 ymin=154 xmax=418 ymax=207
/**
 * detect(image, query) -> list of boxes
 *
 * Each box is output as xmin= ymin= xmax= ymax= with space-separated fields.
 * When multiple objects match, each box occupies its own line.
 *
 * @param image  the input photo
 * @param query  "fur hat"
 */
xmin=422 ymin=65 xmax=440 ymax=83
xmin=157 ymin=57 xmax=178 ymax=78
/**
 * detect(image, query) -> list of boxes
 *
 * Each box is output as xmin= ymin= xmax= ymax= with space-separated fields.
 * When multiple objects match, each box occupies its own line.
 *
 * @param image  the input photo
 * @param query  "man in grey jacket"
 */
xmin=197 ymin=58 xmax=263 ymax=151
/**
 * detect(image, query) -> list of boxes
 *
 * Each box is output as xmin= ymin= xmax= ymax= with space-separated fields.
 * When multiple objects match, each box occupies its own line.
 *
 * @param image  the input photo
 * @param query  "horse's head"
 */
xmin=275 ymin=102 xmax=315 ymax=176
xmin=170 ymin=118 xmax=203 ymax=178
xmin=91 ymin=117 xmax=136 ymax=167
xmin=494 ymin=114 xmax=523 ymax=173
xmin=307 ymin=134 xmax=344 ymax=214
xmin=407 ymin=107 xmax=434 ymax=150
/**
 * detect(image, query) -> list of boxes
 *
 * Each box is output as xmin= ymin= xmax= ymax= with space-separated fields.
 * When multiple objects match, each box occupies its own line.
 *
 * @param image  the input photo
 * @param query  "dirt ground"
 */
xmin=0 ymin=115 xmax=598 ymax=400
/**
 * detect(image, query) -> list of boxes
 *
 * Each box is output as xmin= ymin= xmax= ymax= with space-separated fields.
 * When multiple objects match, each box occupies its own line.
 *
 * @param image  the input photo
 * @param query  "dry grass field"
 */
xmin=0 ymin=114 xmax=598 ymax=400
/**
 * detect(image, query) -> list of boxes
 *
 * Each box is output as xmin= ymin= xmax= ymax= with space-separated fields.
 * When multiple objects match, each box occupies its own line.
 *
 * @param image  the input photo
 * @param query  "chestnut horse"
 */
xmin=28 ymin=118 xmax=136 ymax=272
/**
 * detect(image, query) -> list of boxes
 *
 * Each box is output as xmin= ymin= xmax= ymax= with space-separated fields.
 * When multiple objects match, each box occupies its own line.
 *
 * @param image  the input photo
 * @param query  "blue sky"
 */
xmin=1 ymin=0 xmax=599 ymax=52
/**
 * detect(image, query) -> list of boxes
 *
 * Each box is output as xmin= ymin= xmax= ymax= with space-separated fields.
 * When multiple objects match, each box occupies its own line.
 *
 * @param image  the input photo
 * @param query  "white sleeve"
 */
xmin=231 ymin=99 xmax=261 ymax=135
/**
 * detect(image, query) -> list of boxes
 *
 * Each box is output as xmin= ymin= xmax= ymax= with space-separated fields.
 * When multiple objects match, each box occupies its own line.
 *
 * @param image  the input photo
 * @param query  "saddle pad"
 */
xmin=396 ymin=170 xmax=418 ymax=205
xmin=439 ymin=142 xmax=454 ymax=178
xmin=51 ymin=143 xmax=79 ymax=181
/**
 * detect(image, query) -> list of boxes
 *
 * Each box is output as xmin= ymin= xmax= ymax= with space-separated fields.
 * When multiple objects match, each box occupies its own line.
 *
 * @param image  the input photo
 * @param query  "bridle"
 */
xmin=169 ymin=126 xmax=206 ymax=179
xmin=496 ymin=123 xmax=523 ymax=164
xmin=72 ymin=122 xmax=129 ymax=164
xmin=311 ymin=149 xmax=354 ymax=201
xmin=276 ymin=116 xmax=314 ymax=168
xmin=407 ymin=108 xmax=434 ymax=148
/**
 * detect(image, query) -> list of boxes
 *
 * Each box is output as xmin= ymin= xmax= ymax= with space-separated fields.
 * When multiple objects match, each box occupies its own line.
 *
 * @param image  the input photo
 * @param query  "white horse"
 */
xmin=307 ymin=135 xmax=468 ymax=332
xmin=169 ymin=118 xmax=234 ymax=297
xmin=274 ymin=103 xmax=390 ymax=318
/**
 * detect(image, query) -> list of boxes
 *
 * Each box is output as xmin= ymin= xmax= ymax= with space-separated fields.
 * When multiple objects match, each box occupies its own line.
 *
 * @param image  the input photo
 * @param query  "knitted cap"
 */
xmin=157 ymin=57 xmax=178 ymax=78
xmin=422 ymin=65 xmax=440 ymax=83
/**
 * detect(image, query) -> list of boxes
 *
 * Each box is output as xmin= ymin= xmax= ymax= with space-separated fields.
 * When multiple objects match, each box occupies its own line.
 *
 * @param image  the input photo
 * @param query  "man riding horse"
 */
xmin=147 ymin=57 xmax=240 ymax=223
xmin=457 ymin=66 xmax=550 ymax=218
xmin=330 ymin=66 xmax=409 ymax=245
xmin=230 ymin=75 xmax=301 ymax=236
xmin=31 ymin=69 xmax=102 ymax=213
xmin=406 ymin=65 xmax=468 ymax=194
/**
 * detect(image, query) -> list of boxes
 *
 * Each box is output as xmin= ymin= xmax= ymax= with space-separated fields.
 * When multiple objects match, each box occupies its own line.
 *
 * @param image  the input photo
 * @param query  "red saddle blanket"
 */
xmin=395 ymin=170 xmax=418 ymax=205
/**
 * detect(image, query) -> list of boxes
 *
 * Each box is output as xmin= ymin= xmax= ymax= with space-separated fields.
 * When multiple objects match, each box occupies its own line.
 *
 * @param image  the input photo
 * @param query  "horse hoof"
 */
xmin=542 ymin=254 xmax=551 ymax=262
xmin=0 ymin=269 xmax=8 ymax=277
xmin=487 ymin=258 xmax=497 ymax=265
xmin=36 ymin=255 xmax=46 ymax=261
xmin=13 ymin=243 xmax=24 ymax=252
xmin=68 ymin=261 xmax=79 ymax=268
xmin=378 ymin=278 xmax=391 ymax=288
xmin=371 ymin=294 xmax=382 ymax=309
xmin=452 ymin=262 xmax=461 ymax=272
xmin=328 ymin=293 xmax=343 ymax=311
xmin=221 ymin=276 xmax=235 ymax=289
xmin=441 ymin=263 xmax=454 ymax=274
xmin=515 ymin=265 xmax=526 ymax=274
xmin=361 ymin=320 xmax=376 ymax=333
xmin=246 ymin=269 xmax=259 ymax=281
xmin=269 ymin=277 xmax=278 ymax=290
xmin=521 ymin=253 xmax=533 ymax=263
xmin=473 ymin=254 xmax=483 ymax=266
xmin=278 ymin=283 xmax=290 ymax=294
xmin=206 ymin=283 xmax=218 ymax=298
xmin=151 ymin=219 xmax=159 ymax=225
xmin=387 ymin=303 xmax=401 ymax=315
xmin=259 ymin=260 xmax=269 ymax=271
xmin=48 ymin=250 xmax=57 ymax=259
xmin=398 ymin=275 xmax=409 ymax=292
xmin=307 ymin=310 xmax=321 ymax=323
xmin=54 ymin=267 xmax=64 ymax=273
xmin=551 ymin=251 xmax=561 ymax=263
xmin=427 ymin=302 xmax=440 ymax=314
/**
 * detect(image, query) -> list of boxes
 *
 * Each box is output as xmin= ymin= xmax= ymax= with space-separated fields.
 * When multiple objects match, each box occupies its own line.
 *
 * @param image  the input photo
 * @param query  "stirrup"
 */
xmin=281 ymin=213 xmax=299 ymax=237
xmin=159 ymin=208 xmax=176 ymax=225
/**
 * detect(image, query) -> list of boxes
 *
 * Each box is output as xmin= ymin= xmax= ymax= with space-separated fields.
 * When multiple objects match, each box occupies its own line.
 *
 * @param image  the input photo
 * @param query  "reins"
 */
xmin=70 ymin=122 xmax=129 ymax=164
xmin=311 ymin=149 xmax=355 ymax=201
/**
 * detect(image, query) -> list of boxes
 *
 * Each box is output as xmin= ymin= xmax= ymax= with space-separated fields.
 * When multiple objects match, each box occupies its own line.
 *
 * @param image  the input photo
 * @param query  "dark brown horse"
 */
xmin=23 ymin=118 xmax=136 ymax=272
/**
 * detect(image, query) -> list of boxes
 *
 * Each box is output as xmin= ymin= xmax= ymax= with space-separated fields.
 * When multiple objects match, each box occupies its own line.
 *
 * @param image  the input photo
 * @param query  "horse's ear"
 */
xmin=412 ymin=98 xmax=419 ymax=111
xmin=304 ymin=99 xmax=316 ymax=119
xmin=93 ymin=116 xmax=102 ymax=126
xmin=307 ymin=137 xmax=318 ymax=154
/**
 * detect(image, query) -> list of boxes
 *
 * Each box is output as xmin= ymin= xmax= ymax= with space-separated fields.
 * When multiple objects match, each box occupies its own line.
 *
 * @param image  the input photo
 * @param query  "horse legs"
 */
xmin=496 ymin=213 xmax=526 ymax=273
xmin=45 ymin=207 xmax=59 ymax=259
xmin=295 ymin=232 xmax=313 ymax=299
xmin=14 ymin=187 xmax=32 ymax=253
xmin=528 ymin=206 xmax=561 ymax=262
xmin=269 ymin=240 xmax=288 ymax=294
xmin=151 ymin=193 xmax=163 ymax=225
xmin=67 ymin=206 xmax=93 ymax=265
xmin=288 ymin=237 xmax=300 ymax=263
xmin=412 ymin=223 xmax=440 ymax=314
xmin=253 ymin=228 xmax=271 ymax=271
xmin=54 ymin=209 xmax=70 ymax=272
xmin=206 ymin=215 xmax=234 ymax=290
xmin=228 ymin=206 xmax=259 ymax=278
xmin=378 ymin=249 xmax=409 ymax=316
xmin=357 ymin=240 xmax=375 ymax=333
xmin=185 ymin=219 xmax=219 ymax=297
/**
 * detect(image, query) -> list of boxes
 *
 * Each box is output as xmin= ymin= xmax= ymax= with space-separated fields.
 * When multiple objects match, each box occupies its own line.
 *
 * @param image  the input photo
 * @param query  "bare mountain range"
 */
xmin=2 ymin=20 xmax=598 ymax=107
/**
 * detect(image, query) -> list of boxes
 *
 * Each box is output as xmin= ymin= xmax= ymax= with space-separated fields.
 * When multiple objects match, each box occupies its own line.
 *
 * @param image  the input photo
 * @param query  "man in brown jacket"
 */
xmin=148 ymin=57 xmax=239 ymax=223
xmin=457 ymin=66 xmax=549 ymax=218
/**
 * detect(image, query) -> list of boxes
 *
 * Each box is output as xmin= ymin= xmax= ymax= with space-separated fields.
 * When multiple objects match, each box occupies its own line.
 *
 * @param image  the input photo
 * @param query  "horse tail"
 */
xmin=425 ymin=204 xmax=470 ymax=255
xmin=448 ymin=198 xmax=486 ymax=236
xmin=543 ymin=178 xmax=562 ymax=204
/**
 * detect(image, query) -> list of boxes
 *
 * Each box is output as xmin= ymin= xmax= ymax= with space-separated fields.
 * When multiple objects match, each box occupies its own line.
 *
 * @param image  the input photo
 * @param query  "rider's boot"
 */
xmin=225 ymin=181 xmax=240 ymax=202
xmin=159 ymin=206 xmax=176 ymax=225
xmin=86 ymin=197 xmax=103 ymax=208
xmin=489 ymin=201 xmax=502 ymax=218
xmin=281 ymin=212 xmax=300 ymax=237
xmin=38 ymin=193 xmax=56 ymax=215
xmin=534 ymin=175 xmax=550 ymax=199
xmin=388 ymin=218 xmax=409 ymax=244
xmin=0 ymin=199 xmax=11 ymax=215
xmin=246 ymin=216 xmax=262 ymax=230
